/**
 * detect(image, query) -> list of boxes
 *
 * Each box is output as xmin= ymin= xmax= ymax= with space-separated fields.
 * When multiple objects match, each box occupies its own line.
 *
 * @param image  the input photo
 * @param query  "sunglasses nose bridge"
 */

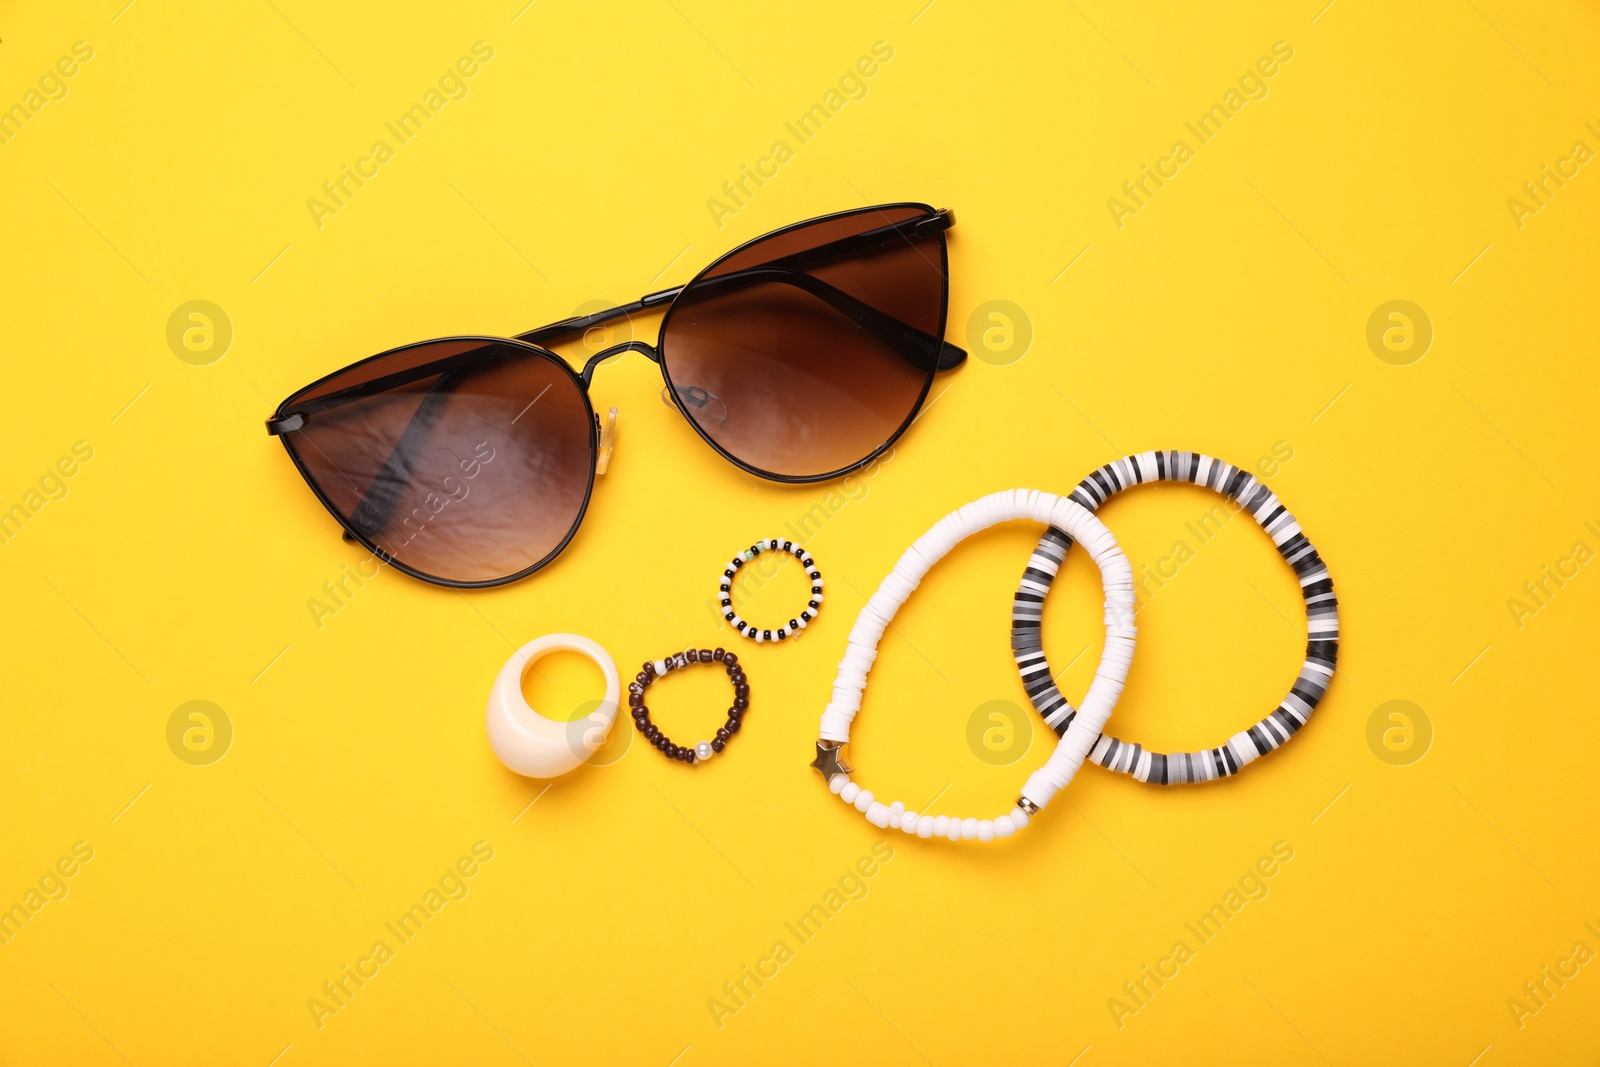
xmin=580 ymin=341 xmax=660 ymax=385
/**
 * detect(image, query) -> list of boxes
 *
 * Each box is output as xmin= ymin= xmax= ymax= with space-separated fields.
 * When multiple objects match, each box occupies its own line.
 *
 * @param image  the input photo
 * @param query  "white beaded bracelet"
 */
xmin=717 ymin=537 xmax=823 ymax=642
xmin=810 ymin=489 xmax=1136 ymax=842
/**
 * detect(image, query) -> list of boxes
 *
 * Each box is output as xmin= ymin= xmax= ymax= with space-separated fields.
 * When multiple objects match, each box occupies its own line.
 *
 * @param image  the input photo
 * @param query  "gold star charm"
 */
xmin=810 ymin=740 xmax=852 ymax=782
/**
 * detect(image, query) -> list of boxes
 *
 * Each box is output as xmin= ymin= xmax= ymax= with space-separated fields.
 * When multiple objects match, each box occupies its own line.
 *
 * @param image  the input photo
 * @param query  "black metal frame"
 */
xmin=266 ymin=202 xmax=962 ymax=588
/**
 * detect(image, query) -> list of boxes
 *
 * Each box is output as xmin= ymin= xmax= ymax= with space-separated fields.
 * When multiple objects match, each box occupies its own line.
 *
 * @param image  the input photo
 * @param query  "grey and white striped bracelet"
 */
xmin=1012 ymin=450 xmax=1340 ymax=785
xmin=718 ymin=538 xmax=823 ymax=642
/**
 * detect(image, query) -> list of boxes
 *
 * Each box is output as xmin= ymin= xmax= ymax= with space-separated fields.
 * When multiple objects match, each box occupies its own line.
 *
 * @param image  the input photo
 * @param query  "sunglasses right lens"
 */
xmin=277 ymin=338 xmax=594 ymax=585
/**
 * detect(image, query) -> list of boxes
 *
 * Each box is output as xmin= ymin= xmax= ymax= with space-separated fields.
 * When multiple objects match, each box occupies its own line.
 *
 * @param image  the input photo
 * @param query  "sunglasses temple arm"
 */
xmin=659 ymin=267 xmax=966 ymax=373
xmin=270 ymin=344 xmax=510 ymax=428
xmin=512 ymin=209 xmax=962 ymax=361
xmin=513 ymin=295 xmax=661 ymax=348
xmin=754 ymin=209 xmax=954 ymax=279
xmin=513 ymin=269 xmax=963 ymax=377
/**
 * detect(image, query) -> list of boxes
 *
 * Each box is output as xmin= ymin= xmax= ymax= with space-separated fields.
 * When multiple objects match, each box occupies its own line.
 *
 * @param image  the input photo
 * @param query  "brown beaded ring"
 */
xmin=627 ymin=647 xmax=749 ymax=764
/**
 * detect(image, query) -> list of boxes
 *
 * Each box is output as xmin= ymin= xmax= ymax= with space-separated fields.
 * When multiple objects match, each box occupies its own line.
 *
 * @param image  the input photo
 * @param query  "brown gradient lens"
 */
xmin=281 ymin=339 xmax=594 ymax=585
xmin=659 ymin=206 xmax=945 ymax=479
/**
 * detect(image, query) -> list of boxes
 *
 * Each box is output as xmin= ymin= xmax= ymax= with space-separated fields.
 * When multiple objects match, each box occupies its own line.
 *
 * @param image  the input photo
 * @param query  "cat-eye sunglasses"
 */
xmin=265 ymin=202 xmax=964 ymax=587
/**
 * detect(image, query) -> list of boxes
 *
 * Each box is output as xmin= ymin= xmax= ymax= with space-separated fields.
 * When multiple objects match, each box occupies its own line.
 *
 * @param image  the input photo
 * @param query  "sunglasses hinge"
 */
xmin=639 ymin=286 xmax=681 ymax=308
xmin=265 ymin=412 xmax=305 ymax=435
xmin=913 ymin=209 xmax=955 ymax=237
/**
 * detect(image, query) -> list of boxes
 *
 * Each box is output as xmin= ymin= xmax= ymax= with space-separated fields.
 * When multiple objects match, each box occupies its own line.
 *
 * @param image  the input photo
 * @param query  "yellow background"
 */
xmin=3 ymin=0 xmax=1598 ymax=1063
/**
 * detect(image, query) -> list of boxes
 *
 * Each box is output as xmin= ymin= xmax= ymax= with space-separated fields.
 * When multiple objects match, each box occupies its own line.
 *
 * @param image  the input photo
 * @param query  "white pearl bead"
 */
xmin=865 ymin=802 xmax=890 ymax=828
xmin=853 ymin=789 xmax=874 ymax=812
xmin=946 ymin=820 xmax=962 ymax=841
xmin=654 ymin=659 xmax=668 ymax=676
xmin=889 ymin=801 xmax=905 ymax=818
xmin=916 ymin=815 xmax=934 ymax=838
xmin=932 ymin=816 xmax=949 ymax=837
xmin=840 ymin=782 xmax=861 ymax=805
xmin=888 ymin=810 xmax=902 ymax=830
xmin=960 ymin=818 xmax=978 ymax=840
xmin=829 ymin=775 xmax=848 ymax=794
xmin=694 ymin=741 xmax=713 ymax=762
xmin=900 ymin=810 xmax=920 ymax=834
xmin=977 ymin=820 xmax=994 ymax=842
xmin=1010 ymin=806 xmax=1031 ymax=829
xmin=993 ymin=815 xmax=1016 ymax=837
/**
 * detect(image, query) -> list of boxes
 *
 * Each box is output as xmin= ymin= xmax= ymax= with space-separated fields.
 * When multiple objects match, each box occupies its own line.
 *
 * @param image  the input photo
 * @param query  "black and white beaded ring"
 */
xmin=1012 ymin=450 xmax=1340 ymax=785
xmin=717 ymin=538 xmax=823 ymax=643
xmin=628 ymin=648 xmax=749 ymax=765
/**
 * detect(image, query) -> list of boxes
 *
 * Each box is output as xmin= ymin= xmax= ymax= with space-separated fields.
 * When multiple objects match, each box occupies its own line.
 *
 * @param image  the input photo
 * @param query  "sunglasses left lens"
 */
xmin=278 ymin=339 xmax=594 ymax=585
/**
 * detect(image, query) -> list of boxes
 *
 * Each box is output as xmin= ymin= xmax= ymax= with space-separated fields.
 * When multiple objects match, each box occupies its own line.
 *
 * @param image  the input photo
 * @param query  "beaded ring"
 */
xmin=1012 ymin=450 xmax=1340 ymax=785
xmin=812 ymin=489 xmax=1136 ymax=843
xmin=629 ymin=648 xmax=749 ymax=764
xmin=717 ymin=538 xmax=823 ymax=642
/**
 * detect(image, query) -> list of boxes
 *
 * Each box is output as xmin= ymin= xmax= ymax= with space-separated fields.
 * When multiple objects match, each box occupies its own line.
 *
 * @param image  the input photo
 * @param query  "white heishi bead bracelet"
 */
xmin=1011 ymin=451 xmax=1340 ymax=785
xmin=717 ymin=538 xmax=823 ymax=642
xmin=810 ymin=489 xmax=1136 ymax=842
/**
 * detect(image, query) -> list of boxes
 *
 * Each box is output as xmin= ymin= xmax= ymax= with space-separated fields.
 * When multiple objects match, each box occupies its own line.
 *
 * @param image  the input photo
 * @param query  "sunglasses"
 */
xmin=265 ymin=202 xmax=964 ymax=588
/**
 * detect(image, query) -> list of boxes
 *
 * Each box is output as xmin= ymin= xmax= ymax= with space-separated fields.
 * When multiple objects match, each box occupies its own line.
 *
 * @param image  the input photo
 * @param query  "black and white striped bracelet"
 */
xmin=717 ymin=538 xmax=823 ymax=643
xmin=1012 ymin=450 xmax=1340 ymax=785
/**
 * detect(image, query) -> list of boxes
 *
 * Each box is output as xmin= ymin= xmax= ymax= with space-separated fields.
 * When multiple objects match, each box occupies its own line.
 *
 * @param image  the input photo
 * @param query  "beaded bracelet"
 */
xmin=1012 ymin=450 xmax=1340 ymax=784
xmin=812 ymin=489 xmax=1136 ymax=842
xmin=717 ymin=538 xmax=823 ymax=642
xmin=629 ymin=648 xmax=749 ymax=764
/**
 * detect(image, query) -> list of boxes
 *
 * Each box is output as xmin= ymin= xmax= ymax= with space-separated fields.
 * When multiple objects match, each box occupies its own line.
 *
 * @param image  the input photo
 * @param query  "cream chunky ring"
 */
xmin=486 ymin=633 xmax=620 ymax=778
xmin=1012 ymin=451 xmax=1340 ymax=784
xmin=811 ymin=489 xmax=1136 ymax=842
